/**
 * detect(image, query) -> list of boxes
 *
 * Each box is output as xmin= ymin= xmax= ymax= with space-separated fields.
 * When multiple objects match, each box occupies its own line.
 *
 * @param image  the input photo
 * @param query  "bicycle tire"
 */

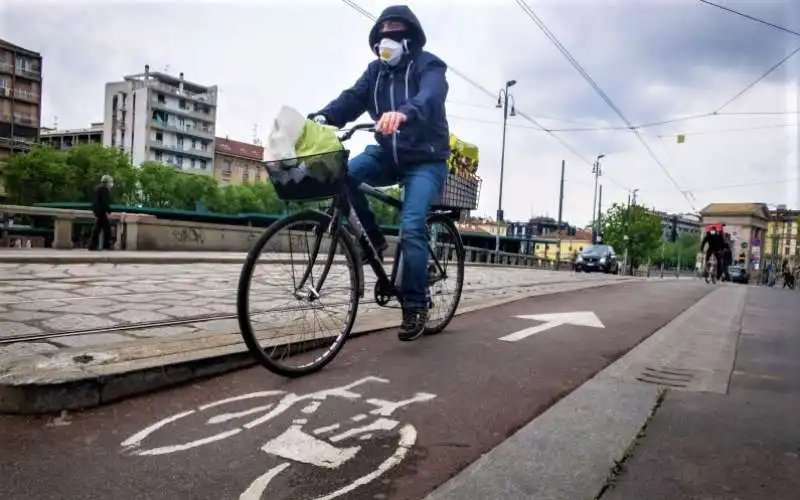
xmin=423 ymin=213 xmax=466 ymax=335
xmin=237 ymin=210 xmax=361 ymax=377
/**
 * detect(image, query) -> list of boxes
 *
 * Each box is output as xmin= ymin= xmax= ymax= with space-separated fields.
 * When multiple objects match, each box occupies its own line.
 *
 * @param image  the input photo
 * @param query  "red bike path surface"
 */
xmin=0 ymin=280 xmax=711 ymax=500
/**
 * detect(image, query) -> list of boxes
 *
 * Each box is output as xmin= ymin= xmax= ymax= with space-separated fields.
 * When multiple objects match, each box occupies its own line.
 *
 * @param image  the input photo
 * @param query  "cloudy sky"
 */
xmin=3 ymin=0 xmax=799 ymax=226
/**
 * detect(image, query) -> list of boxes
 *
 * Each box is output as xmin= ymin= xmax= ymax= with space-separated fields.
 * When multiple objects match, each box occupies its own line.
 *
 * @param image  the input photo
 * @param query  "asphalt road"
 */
xmin=0 ymin=280 xmax=712 ymax=500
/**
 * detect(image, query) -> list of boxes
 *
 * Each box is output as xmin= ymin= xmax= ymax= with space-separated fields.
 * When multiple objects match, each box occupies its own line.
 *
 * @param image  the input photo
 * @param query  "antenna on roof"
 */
xmin=53 ymin=116 xmax=58 ymax=129
xmin=164 ymin=64 xmax=170 ymax=73
xmin=252 ymin=123 xmax=262 ymax=146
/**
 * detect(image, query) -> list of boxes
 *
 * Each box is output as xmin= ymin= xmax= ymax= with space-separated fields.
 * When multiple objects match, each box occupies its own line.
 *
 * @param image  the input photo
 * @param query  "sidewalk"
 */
xmin=601 ymin=285 xmax=799 ymax=500
xmin=0 ymin=256 xmax=641 ymax=414
xmin=426 ymin=284 xmax=799 ymax=500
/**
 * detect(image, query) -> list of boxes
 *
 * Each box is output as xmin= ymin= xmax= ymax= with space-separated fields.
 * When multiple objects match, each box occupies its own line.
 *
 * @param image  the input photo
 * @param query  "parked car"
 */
xmin=728 ymin=265 xmax=750 ymax=284
xmin=574 ymin=244 xmax=619 ymax=274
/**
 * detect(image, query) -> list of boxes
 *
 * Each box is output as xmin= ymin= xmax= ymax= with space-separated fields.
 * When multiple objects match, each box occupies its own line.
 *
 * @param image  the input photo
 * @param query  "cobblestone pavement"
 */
xmin=0 ymin=262 xmax=627 ymax=359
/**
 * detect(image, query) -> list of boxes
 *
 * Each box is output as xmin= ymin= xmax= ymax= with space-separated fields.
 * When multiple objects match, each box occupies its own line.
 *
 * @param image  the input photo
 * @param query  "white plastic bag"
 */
xmin=264 ymin=106 xmax=307 ymax=164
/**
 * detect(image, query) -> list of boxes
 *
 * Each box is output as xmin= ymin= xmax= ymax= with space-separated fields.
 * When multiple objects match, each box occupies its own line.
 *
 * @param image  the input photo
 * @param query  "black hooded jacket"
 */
xmin=315 ymin=5 xmax=451 ymax=166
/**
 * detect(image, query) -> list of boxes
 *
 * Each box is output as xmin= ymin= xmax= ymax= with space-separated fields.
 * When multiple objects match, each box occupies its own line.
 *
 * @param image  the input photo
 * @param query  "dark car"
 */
xmin=574 ymin=244 xmax=619 ymax=274
xmin=727 ymin=265 xmax=750 ymax=284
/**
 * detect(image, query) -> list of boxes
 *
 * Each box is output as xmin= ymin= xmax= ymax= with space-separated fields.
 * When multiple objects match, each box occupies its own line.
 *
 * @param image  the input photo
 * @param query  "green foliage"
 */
xmin=600 ymin=203 xmax=664 ymax=266
xmin=1 ymin=144 xmax=402 ymax=226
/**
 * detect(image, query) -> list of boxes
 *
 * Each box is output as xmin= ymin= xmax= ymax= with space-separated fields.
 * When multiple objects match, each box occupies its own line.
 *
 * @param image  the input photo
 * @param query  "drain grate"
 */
xmin=636 ymin=366 xmax=698 ymax=388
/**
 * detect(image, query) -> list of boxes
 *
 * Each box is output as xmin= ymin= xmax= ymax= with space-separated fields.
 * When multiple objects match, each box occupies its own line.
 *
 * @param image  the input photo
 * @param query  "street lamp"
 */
xmin=495 ymin=80 xmax=517 ymax=256
xmin=590 ymin=154 xmax=604 ymax=244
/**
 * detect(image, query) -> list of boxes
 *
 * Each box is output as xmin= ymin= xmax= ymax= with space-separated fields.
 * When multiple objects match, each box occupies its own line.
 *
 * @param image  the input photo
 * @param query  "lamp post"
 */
xmin=590 ymin=154 xmax=605 ymax=244
xmin=495 ymin=80 xmax=517 ymax=257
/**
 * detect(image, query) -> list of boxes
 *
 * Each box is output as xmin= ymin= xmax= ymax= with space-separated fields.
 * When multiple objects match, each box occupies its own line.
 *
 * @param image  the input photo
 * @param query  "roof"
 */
xmin=0 ymin=38 xmax=41 ymax=58
xmin=214 ymin=137 xmax=264 ymax=161
xmin=700 ymin=203 xmax=770 ymax=219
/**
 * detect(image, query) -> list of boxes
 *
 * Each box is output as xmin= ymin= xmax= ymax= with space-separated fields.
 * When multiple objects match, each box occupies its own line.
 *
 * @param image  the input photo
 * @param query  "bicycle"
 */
xmin=237 ymin=123 xmax=468 ymax=378
xmin=703 ymin=252 xmax=720 ymax=284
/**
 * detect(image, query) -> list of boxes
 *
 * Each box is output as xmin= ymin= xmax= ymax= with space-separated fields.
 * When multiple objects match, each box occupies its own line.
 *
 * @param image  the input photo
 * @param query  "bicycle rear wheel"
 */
xmin=237 ymin=210 xmax=361 ymax=377
xmin=423 ymin=213 xmax=465 ymax=335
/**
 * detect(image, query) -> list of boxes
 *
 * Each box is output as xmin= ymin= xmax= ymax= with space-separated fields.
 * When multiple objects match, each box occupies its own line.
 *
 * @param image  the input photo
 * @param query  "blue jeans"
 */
xmin=347 ymin=145 xmax=447 ymax=310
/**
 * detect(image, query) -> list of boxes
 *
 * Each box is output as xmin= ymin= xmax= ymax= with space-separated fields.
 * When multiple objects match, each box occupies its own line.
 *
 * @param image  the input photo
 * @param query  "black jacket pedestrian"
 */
xmin=91 ymin=183 xmax=112 ymax=215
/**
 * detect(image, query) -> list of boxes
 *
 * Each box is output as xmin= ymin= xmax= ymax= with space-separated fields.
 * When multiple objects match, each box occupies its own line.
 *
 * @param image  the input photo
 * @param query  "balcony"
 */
xmin=13 ymin=88 xmax=39 ymax=103
xmin=15 ymin=65 xmax=41 ymax=80
xmin=150 ymin=141 xmax=214 ymax=160
xmin=150 ymin=118 xmax=214 ymax=138
xmin=150 ymin=99 xmax=214 ymax=123
xmin=148 ymin=81 xmax=216 ymax=104
xmin=0 ymin=136 xmax=33 ymax=150
xmin=12 ymin=113 xmax=37 ymax=127
xmin=0 ymin=61 xmax=12 ymax=74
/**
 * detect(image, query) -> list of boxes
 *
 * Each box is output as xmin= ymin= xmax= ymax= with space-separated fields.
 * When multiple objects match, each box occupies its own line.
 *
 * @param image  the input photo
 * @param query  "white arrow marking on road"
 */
xmin=498 ymin=311 xmax=605 ymax=342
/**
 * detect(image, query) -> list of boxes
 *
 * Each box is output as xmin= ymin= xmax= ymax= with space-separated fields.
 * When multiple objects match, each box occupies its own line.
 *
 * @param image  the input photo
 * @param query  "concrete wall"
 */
xmin=133 ymin=217 xmax=400 ymax=254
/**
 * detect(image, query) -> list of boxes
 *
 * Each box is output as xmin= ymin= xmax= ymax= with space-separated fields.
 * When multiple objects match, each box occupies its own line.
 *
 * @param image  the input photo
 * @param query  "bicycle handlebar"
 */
xmin=338 ymin=123 xmax=376 ymax=142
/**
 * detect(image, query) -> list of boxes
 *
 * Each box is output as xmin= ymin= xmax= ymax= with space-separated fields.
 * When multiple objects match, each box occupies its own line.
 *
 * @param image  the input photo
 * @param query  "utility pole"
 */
xmin=495 ymin=80 xmax=517 ymax=258
xmin=556 ymin=159 xmax=565 ymax=270
xmin=596 ymin=184 xmax=603 ymax=243
xmin=590 ymin=154 xmax=604 ymax=244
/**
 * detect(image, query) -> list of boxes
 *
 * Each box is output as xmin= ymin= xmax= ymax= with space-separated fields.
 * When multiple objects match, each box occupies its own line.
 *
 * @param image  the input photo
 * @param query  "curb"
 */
xmin=0 ymin=278 xmax=639 ymax=415
xmin=0 ymin=252 xmax=565 ymax=271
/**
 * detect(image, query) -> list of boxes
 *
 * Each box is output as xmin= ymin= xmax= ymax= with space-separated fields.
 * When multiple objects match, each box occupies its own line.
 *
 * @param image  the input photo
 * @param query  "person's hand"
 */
xmin=376 ymin=111 xmax=407 ymax=135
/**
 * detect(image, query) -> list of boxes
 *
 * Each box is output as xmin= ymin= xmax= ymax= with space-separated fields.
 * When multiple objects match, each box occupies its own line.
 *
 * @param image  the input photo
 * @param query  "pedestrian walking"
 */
xmin=89 ymin=175 xmax=114 ymax=251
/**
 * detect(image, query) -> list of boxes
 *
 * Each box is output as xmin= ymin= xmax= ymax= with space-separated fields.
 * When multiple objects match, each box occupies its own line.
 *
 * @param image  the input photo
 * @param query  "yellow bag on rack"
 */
xmin=447 ymin=134 xmax=479 ymax=178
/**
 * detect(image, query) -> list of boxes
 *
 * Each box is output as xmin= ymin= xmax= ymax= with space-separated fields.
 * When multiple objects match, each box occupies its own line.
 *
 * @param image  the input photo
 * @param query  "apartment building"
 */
xmin=650 ymin=210 xmax=702 ymax=241
xmin=0 ymin=39 xmax=43 ymax=160
xmin=213 ymin=137 xmax=265 ymax=185
xmin=40 ymin=122 xmax=103 ymax=150
xmin=103 ymin=65 xmax=218 ymax=173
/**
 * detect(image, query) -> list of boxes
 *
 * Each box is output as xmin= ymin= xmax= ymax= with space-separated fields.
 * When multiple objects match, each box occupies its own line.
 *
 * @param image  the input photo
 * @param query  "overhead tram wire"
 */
xmin=514 ymin=0 xmax=695 ymax=209
xmin=697 ymin=0 xmax=800 ymax=38
xmin=339 ymin=0 xmax=631 ymax=192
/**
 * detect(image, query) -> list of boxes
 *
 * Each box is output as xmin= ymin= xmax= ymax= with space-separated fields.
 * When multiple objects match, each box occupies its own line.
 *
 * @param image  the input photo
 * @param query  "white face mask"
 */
xmin=378 ymin=38 xmax=405 ymax=66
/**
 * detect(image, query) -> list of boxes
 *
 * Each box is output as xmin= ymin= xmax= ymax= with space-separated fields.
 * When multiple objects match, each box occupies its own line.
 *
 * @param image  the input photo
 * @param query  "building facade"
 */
xmin=212 ymin=137 xmax=265 ymax=185
xmin=506 ymin=217 xmax=575 ymax=254
xmin=650 ymin=210 xmax=702 ymax=241
xmin=765 ymin=205 xmax=800 ymax=267
xmin=0 ymin=39 xmax=42 ymax=160
xmin=40 ymin=122 xmax=103 ymax=150
xmin=103 ymin=65 xmax=217 ymax=173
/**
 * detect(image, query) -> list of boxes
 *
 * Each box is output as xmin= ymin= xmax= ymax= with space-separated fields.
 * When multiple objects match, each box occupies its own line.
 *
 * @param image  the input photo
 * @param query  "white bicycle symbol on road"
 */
xmin=120 ymin=376 xmax=437 ymax=500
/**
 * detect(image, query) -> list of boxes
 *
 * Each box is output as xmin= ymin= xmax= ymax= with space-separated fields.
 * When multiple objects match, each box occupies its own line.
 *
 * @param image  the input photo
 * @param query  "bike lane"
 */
xmin=0 ymin=280 xmax=711 ymax=500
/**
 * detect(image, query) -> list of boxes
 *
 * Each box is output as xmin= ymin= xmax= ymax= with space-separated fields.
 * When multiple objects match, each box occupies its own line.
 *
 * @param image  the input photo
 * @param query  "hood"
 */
xmin=369 ymin=5 xmax=427 ymax=54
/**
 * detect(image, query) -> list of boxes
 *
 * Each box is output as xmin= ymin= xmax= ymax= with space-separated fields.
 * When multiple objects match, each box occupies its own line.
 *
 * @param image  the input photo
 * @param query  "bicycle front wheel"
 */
xmin=423 ymin=213 xmax=465 ymax=335
xmin=237 ymin=210 xmax=361 ymax=377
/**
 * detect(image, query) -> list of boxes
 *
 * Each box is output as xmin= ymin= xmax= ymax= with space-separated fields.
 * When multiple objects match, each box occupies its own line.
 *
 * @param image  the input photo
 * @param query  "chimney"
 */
xmin=179 ymin=72 xmax=184 ymax=93
xmin=144 ymin=64 xmax=150 ymax=80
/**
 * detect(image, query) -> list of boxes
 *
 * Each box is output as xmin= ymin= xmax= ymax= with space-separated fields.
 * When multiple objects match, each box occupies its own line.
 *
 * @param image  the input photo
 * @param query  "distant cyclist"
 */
xmin=309 ymin=5 xmax=450 ymax=341
xmin=721 ymin=232 xmax=733 ymax=281
xmin=700 ymin=224 xmax=726 ymax=280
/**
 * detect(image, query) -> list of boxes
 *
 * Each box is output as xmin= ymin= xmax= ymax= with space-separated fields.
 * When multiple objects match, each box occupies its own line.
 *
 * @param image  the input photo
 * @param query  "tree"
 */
xmin=65 ymin=143 xmax=138 ymax=205
xmin=1 ymin=145 xmax=74 ymax=205
xmin=600 ymin=203 xmax=663 ymax=269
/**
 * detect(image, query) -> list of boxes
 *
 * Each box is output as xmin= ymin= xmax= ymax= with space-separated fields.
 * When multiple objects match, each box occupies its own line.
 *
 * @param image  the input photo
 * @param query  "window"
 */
xmin=191 ymin=139 xmax=197 ymax=150
xmin=176 ymin=156 xmax=184 ymax=168
xmin=155 ymin=132 xmax=163 ymax=142
xmin=243 ymin=168 xmax=249 ymax=182
xmin=191 ymin=159 xmax=196 ymax=169
xmin=179 ymin=99 xmax=188 ymax=109
xmin=157 ymin=93 xmax=165 ymax=104
xmin=200 ymin=160 xmax=207 ymax=170
xmin=177 ymin=136 xmax=184 ymax=149
xmin=222 ymin=159 xmax=232 ymax=174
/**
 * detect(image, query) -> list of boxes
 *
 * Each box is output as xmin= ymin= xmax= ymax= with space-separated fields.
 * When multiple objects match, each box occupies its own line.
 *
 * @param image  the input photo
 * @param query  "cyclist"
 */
xmin=720 ymin=232 xmax=733 ymax=281
xmin=700 ymin=224 xmax=726 ymax=280
xmin=309 ymin=5 xmax=450 ymax=341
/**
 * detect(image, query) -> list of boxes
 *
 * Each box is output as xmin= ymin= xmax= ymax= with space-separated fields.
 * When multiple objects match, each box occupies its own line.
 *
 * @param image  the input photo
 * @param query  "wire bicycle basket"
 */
xmin=263 ymin=149 xmax=351 ymax=202
xmin=435 ymin=172 xmax=482 ymax=210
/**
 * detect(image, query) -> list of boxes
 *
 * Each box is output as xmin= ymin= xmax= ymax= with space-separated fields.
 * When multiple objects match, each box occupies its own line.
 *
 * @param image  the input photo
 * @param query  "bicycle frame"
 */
xmin=291 ymin=122 xmax=461 ymax=303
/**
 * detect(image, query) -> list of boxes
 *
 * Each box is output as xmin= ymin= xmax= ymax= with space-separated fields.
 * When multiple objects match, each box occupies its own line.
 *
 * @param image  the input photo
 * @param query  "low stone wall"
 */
xmin=132 ymin=217 xmax=401 ymax=254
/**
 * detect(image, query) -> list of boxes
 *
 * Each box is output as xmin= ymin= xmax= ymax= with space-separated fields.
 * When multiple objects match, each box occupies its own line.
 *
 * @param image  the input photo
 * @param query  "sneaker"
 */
xmin=398 ymin=308 xmax=427 ymax=342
